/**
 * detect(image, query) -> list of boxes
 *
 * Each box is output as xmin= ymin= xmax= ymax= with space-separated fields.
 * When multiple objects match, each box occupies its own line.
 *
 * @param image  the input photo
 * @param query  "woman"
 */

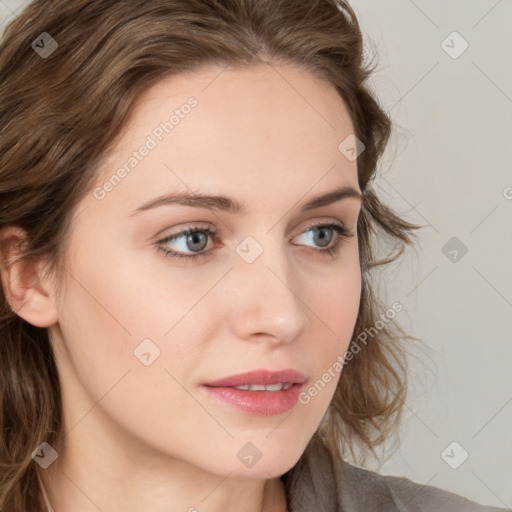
xmin=0 ymin=0 xmax=506 ymax=511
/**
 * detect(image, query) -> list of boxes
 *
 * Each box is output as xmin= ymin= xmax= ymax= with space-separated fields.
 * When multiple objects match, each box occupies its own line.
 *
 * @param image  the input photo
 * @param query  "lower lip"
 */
xmin=202 ymin=383 xmax=305 ymax=416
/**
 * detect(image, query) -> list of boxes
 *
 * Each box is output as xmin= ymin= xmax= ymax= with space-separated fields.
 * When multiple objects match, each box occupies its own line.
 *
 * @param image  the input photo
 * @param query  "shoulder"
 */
xmin=284 ymin=436 xmax=508 ymax=512
xmin=336 ymin=459 xmax=508 ymax=512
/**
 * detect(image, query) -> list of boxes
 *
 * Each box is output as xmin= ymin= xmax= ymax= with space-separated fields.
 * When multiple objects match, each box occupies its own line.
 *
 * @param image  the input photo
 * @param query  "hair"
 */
xmin=0 ymin=0 xmax=424 ymax=509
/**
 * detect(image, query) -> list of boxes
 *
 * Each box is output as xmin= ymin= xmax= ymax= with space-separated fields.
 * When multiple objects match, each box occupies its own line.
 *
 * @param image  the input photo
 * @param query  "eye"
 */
xmin=292 ymin=222 xmax=355 ymax=258
xmin=156 ymin=222 xmax=355 ymax=260
xmin=156 ymin=227 xmax=216 ymax=260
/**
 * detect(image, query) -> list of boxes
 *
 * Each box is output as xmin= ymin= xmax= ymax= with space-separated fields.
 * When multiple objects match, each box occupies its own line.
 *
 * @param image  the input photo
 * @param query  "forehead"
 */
xmin=135 ymin=63 xmax=353 ymax=137
xmin=91 ymin=63 xmax=359 ymax=211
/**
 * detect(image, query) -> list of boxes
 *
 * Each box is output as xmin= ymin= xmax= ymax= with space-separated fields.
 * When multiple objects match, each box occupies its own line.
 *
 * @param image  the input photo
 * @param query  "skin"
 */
xmin=0 ymin=63 xmax=362 ymax=512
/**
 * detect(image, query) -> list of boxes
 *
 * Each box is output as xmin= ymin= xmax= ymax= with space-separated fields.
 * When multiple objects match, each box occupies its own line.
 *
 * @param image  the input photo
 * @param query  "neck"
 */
xmin=38 ymin=447 xmax=289 ymax=512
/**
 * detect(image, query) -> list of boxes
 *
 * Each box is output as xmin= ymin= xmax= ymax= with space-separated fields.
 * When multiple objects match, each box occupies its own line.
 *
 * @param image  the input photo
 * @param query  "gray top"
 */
xmin=283 ymin=436 xmax=509 ymax=512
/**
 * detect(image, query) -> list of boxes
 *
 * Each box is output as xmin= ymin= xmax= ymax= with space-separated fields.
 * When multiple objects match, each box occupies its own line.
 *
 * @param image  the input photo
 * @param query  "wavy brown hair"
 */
xmin=0 ymin=0 xmax=423 ymax=509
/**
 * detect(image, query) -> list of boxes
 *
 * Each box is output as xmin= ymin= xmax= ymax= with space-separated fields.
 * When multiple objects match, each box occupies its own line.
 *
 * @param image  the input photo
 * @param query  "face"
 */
xmin=48 ymin=63 xmax=362 ymax=479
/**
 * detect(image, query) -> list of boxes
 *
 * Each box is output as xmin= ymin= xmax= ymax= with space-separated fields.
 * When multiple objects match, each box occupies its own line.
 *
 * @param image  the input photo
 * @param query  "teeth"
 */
xmin=233 ymin=382 xmax=294 ymax=391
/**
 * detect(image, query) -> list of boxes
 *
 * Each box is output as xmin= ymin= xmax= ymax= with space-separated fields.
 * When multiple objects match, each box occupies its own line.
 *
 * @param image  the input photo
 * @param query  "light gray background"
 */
xmin=350 ymin=2 xmax=512 ymax=509
xmin=1 ymin=0 xmax=511 ymax=508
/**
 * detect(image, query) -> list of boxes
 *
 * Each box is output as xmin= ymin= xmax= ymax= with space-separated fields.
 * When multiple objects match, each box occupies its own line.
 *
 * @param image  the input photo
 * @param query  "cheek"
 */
xmin=52 ymin=234 xmax=162 ymax=387
xmin=53 ymin=262 xmax=135 ymax=403
xmin=294 ymin=253 xmax=361 ymax=412
xmin=53 ymin=257 xmax=207 ymax=454
xmin=313 ymin=251 xmax=362 ymax=347
xmin=53 ymin=241 xmax=215 ymax=397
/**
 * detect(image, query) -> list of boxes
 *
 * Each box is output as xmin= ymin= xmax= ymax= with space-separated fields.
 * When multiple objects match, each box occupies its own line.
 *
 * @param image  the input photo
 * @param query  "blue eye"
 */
xmin=157 ymin=227 xmax=215 ymax=260
xmin=156 ymin=223 xmax=354 ymax=260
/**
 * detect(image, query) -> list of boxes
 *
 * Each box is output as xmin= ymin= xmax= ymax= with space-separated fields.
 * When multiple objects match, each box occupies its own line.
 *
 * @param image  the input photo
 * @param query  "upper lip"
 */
xmin=204 ymin=369 xmax=307 ymax=387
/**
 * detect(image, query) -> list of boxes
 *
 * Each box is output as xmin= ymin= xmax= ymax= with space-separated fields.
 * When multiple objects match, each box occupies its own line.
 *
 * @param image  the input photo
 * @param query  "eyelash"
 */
xmin=156 ymin=223 xmax=355 ymax=261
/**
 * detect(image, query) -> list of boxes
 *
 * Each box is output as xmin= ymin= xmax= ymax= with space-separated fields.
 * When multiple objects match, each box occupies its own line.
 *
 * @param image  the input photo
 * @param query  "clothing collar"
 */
xmin=284 ymin=435 xmax=398 ymax=512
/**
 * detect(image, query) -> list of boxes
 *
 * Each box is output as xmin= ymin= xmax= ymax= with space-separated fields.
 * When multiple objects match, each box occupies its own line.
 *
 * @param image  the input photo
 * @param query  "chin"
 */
xmin=223 ymin=434 xmax=309 ymax=479
xmin=181 ymin=435 xmax=306 ymax=480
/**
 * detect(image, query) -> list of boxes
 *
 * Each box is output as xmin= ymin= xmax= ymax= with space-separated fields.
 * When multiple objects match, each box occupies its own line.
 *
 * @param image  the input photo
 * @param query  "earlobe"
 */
xmin=0 ymin=226 xmax=59 ymax=328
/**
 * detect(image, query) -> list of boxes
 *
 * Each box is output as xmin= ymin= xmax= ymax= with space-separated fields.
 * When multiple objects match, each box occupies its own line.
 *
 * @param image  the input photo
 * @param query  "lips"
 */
xmin=202 ymin=369 xmax=308 ymax=415
xmin=203 ymin=369 xmax=307 ymax=388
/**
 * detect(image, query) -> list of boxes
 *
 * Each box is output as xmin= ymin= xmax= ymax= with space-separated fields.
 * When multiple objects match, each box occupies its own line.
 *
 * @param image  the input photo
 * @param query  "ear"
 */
xmin=0 ymin=226 xmax=59 ymax=328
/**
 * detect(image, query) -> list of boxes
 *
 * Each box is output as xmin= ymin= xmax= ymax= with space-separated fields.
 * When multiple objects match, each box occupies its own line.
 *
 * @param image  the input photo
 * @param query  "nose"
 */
xmin=228 ymin=239 xmax=310 ymax=345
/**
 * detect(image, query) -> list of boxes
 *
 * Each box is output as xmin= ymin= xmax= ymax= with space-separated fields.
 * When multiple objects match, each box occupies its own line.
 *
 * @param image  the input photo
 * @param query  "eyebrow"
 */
xmin=128 ymin=185 xmax=363 ymax=216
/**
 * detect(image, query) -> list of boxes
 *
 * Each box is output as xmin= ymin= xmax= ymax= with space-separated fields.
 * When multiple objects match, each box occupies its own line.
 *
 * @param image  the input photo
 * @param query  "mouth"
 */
xmin=228 ymin=382 xmax=294 ymax=391
xmin=202 ymin=369 xmax=307 ymax=416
